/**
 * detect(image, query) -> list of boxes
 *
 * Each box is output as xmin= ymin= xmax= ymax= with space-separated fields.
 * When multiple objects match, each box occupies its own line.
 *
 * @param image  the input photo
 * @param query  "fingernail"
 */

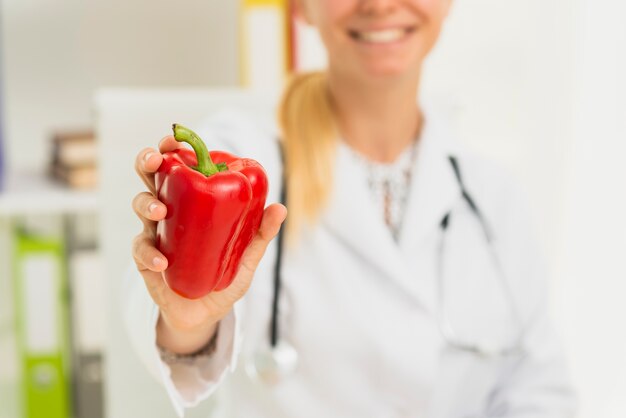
xmin=152 ymin=257 xmax=165 ymax=268
xmin=148 ymin=203 xmax=159 ymax=213
xmin=144 ymin=152 xmax=154 ymax=163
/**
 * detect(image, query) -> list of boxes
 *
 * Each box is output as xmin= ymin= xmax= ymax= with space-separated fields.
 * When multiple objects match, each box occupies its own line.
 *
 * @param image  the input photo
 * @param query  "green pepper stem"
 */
xmin=172 ymin=124 xmax=223 ymax=176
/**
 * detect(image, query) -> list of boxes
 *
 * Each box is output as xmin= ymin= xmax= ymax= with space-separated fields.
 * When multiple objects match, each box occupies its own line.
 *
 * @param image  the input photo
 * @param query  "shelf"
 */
xmin=0 ymin=170 xmax=98 ymax=216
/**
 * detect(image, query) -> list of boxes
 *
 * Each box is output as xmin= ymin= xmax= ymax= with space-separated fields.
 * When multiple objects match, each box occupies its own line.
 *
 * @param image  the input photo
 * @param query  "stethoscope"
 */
xmin=245 ymin=154 xmax=526 ymax=385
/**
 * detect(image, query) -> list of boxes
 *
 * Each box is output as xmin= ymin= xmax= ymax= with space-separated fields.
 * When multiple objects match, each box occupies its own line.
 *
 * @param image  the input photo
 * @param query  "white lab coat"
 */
xmin=124 ymin=103 xmax=576 ymax=418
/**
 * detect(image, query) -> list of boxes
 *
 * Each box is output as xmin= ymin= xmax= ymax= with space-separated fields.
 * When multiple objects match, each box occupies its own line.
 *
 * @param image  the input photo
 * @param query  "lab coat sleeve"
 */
xmin=123 ymin=266 xmax=242 ymax=418
xmin=481 ymin=183 xmax=577 ymax=418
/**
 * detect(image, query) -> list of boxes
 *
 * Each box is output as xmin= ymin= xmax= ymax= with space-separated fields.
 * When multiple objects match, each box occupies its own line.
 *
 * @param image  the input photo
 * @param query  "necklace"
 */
xmin=346 ymin=139 xmax=419 ymax=241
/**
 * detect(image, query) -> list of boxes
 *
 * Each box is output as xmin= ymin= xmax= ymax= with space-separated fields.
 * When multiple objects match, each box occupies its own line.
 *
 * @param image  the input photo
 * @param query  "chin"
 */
xmin=360 ymin=61 xmax=417 ymax=80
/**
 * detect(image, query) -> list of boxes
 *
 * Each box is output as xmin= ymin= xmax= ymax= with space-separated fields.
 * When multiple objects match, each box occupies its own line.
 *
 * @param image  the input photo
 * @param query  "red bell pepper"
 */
xmin=155 ymin=124 xmax=268 ymax=299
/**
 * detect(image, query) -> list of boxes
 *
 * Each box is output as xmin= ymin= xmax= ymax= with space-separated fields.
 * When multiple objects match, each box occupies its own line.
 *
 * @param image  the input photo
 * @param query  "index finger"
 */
xmin=134 ymin=135 xmax=186 ymax=194
xmin=134 ymin=147 xmax=163 ymax=195
xmin=159 ymin=135 xmax=186 ymax=154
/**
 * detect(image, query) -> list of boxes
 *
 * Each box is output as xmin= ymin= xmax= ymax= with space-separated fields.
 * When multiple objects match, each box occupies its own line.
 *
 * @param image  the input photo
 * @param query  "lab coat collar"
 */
xmin=399 ymin=106 xmax=462 ymax=252
xmin=321 ymin=105 xmax=461 ymax=313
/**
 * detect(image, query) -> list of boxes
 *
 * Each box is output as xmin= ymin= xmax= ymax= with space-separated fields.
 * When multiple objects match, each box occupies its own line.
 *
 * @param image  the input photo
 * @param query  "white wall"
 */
xmin=552 ymin=0 xmax=626 ymax=416
xmin=0 ymin=0 xmax=239 ymax=173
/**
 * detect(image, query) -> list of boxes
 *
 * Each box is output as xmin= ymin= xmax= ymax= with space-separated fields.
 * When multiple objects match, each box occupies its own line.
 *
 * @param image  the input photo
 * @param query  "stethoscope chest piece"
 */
xmin=246 ymin=341 xmax=299 ymax=386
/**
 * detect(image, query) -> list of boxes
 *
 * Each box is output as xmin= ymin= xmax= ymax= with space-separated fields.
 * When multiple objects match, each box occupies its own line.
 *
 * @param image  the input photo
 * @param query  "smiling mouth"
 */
xmin=348 ymin=27 xmax=416 ymax=44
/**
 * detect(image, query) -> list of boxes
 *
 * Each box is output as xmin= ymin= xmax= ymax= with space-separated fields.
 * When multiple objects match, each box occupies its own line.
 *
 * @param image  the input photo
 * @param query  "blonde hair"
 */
xmin=279 ymin=71 xmax=337 ymax=240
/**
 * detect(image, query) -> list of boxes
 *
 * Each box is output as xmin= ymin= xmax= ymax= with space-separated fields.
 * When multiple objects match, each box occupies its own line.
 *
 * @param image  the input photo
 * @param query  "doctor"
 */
xmin=128 ymin=0 xmax=576 ymax=417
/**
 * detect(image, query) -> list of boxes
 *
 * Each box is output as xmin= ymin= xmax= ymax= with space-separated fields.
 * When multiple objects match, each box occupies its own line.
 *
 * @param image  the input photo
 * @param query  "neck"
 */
xmin=328 ymin=70 xmax=422 ymax=163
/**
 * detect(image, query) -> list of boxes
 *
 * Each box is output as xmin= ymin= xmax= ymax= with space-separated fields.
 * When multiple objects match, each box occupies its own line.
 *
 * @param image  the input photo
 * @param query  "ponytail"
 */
xmin=279 ymin=71 xmax=337 ymax=241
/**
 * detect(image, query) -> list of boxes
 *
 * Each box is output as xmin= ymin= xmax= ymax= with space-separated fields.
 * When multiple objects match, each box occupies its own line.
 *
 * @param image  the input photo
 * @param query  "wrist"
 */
xmin=158 ymin=322 xmax=220 ymax=363
xmin=156 ymin=312 xmax=219 ymax=355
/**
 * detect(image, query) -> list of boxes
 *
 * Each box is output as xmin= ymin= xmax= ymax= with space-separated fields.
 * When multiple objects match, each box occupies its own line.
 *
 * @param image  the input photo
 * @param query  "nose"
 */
xmin=360 ymin=0 xmax=398 ymax=15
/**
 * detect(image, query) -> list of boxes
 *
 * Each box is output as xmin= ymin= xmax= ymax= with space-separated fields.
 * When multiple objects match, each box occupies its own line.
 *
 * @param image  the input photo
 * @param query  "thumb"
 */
xmin=222 ymin=203 xmax=287 ymax=300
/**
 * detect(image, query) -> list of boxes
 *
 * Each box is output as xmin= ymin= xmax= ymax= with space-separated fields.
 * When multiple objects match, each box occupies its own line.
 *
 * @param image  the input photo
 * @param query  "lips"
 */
xmin=348 ymin=27 xmax=416 ymax=44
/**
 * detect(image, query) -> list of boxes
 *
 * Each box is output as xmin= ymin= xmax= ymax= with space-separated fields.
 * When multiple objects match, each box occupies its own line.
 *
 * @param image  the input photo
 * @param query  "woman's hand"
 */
xmin=132 ymin=136 xmax=287 ymax=354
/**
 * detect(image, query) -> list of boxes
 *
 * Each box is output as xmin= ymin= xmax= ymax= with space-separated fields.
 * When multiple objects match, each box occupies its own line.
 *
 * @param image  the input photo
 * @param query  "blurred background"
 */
xmin=0 ymin=0 xmax=624 ymax=417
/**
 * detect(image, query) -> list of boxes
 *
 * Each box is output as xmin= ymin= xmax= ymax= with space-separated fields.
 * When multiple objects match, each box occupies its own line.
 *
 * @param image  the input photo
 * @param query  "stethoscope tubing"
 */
xmin=270 ymin=155 xmax=287 ymax=349
xmin=268 ymin=152 xmax=526 ymax=358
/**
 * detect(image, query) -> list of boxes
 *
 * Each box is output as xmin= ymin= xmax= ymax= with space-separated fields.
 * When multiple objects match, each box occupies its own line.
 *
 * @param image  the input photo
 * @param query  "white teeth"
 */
xmin=357 ymin=28 xmax=406 ymax=43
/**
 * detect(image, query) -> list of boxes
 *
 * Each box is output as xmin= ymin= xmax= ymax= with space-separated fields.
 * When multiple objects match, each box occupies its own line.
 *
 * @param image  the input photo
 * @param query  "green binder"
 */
xmin=13 ymin=229 xmax=71 ymax=418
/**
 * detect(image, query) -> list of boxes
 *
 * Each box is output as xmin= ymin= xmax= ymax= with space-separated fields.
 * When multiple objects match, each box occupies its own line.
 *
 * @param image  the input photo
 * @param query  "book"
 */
xmin=49 ymin=131 xmax=97 ymax=190
xmin=51 ymin=165 xmax=97 ymax=190
xmin=13 ymin=228 xmax=71 ymax=418
xmin=51 ymin=131 xmax=97 ymax=168
xmin=68 ymin=249 xmax=105 ymax=418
